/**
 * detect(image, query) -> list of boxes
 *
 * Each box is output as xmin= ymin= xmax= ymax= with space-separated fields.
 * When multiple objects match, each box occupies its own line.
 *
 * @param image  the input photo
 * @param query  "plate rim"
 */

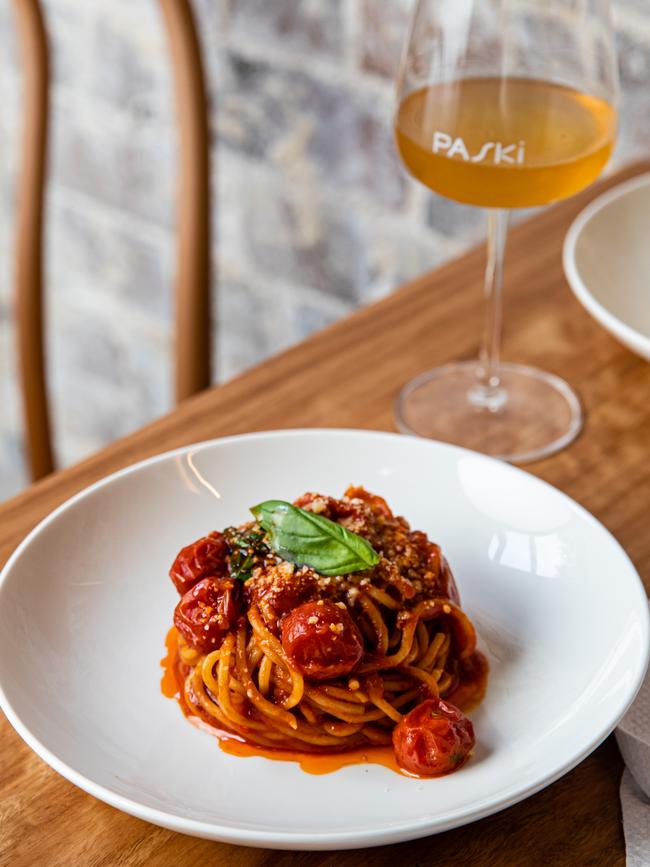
xmin=1 ymin=428 xmax=648 ymax=850
xmin=563 ymin=171 xmax=650 ymax=360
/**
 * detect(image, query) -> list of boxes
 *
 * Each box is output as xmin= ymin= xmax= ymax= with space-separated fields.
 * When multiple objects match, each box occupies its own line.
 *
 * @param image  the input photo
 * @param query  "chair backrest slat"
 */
xmin=159 ymin=0 xmax=212 ymax=403
xmin=13 ymin=0 xmax=54 ymax=481
xmin=10 ymin=0 xmax=213 ymax=483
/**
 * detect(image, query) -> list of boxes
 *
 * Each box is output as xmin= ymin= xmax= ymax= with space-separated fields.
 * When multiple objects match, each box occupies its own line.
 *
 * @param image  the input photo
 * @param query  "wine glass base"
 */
xmin=395 ymin=361 xmax=583 ymax=464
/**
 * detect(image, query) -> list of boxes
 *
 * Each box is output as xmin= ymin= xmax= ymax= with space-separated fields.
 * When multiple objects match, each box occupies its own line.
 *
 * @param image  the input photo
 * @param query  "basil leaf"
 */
xmin=250 ymin=500 xmax=380 ymax=576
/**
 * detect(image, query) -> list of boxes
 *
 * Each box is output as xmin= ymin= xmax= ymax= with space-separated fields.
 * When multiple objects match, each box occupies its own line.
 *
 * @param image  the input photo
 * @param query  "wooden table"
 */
xmin=2 ymin=161 xmax=650 ymax=867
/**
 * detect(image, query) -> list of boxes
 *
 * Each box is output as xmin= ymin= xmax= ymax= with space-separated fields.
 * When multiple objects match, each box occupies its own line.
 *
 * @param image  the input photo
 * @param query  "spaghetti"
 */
xmin=164 ymin=486 xmax=486 ymax=776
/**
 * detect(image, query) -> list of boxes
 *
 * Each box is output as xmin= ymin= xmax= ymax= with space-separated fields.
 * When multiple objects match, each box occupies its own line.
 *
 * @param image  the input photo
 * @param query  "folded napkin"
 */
xmin=617 ymin=655 xmax=650 ymax=866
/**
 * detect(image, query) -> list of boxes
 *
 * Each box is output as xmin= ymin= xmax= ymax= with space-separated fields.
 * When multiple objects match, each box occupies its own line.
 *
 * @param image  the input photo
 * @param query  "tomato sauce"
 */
xmin=446 ymin=650 xmax=489 ymax=713
xmin=160 ymin=627 xmax=488 ymax=778
xmin=220 ymin=738 xmax=402 ymax=775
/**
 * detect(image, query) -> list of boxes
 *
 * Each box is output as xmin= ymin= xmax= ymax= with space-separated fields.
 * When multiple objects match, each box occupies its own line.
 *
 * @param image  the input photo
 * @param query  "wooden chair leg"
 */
xmin=13 ymin=0 xmax=54 ymax=481
xmin=158 ymin=0 xmax=212 ymax=403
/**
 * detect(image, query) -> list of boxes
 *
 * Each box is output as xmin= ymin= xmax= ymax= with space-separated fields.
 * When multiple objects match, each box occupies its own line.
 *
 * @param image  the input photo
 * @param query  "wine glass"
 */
xmin=394 ymin=0 xmax=618 ymax=462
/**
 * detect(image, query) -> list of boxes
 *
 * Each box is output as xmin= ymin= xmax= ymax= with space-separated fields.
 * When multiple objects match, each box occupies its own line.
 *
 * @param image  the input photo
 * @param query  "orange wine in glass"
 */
xmin=394 ymin=1 xmax=618 ymax=462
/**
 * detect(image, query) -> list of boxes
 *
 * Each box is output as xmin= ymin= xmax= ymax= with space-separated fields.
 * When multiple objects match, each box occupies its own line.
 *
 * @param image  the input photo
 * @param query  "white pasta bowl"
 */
xmin=0 ymin=429 xmax=647 ymax=849
xmin=563 ymin=172 xmax=650 ymax=361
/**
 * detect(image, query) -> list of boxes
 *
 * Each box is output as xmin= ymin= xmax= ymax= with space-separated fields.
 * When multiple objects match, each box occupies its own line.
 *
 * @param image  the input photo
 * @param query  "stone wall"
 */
xmin=0 ymin=0 xmax=648 ymax=499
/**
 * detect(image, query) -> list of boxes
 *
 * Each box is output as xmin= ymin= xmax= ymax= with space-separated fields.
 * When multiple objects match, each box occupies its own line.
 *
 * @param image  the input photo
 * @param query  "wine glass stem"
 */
xmin=470 ymin=208 xmax=509 ymax=411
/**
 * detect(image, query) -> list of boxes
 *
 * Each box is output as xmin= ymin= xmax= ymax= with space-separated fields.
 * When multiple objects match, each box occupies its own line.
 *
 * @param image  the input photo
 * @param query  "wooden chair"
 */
xmin=12 ymin=0 xmax=212 ymax=481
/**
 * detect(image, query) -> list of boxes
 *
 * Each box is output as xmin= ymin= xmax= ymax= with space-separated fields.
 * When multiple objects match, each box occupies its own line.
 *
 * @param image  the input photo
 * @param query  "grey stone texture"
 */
xmin=0 ymin=0 xmax=648 ymax=498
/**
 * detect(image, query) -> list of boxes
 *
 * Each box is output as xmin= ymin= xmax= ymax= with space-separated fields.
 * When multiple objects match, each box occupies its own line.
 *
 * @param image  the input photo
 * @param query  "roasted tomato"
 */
xmin=438 ymin=556 xmax=460 ymax=606
xmin=248 ymin=568 xmax=317 ymax=634
xmin=281 ymin=600 xmax=364 ymax=680
xmin=169 ymin=532 xmax=228 ymax=595
xmin=173 ymin=577 xmax=241 ymax=652
xmin=392 ymin=697 xmax=475 ymax=776
xmin=344 ymin=485 xmax=394 ymax=519
xmin=292 ymin=492 xmax=368 ymax=528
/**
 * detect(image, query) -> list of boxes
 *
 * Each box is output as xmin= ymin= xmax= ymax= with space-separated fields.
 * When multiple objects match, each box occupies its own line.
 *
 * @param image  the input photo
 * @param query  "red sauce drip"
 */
xmin=160 ymin=627 xmax=488 ymax=778
xmin=160 ymin=627 xmax=181 ymax=699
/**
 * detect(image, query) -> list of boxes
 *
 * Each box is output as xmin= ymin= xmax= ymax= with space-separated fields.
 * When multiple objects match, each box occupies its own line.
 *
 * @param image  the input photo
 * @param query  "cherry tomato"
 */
xmin=438 ymin=555 xmax=460 ymax=605
xmin=344 ymin=485 xmax=394 ymax=519
xmin=281 ymin=600 xmax=364 ymax=681
xmin=169 ymin=532 xmax=227 ymax=595
xmin=392 ymin=697 xmax=475 ymax=776
xmin=173 ymin=577 xmax=241 ymax=652
xmin=407 ymin=533 xmax=459 ymax=605
xmin=292 ymin=492 xmax=333 ymax=511
xmin=247 ymin=566 xmax=317 ymax=629
xmin=292 ymin=492 xmax=367 ymax=526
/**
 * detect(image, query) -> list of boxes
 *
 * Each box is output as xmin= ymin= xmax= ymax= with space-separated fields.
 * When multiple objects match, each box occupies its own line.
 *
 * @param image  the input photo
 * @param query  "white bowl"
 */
xmin=563 ymin=172 xmax=650 ymax=361
xmin=0 ymin=429 xmax=648 ymax=850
